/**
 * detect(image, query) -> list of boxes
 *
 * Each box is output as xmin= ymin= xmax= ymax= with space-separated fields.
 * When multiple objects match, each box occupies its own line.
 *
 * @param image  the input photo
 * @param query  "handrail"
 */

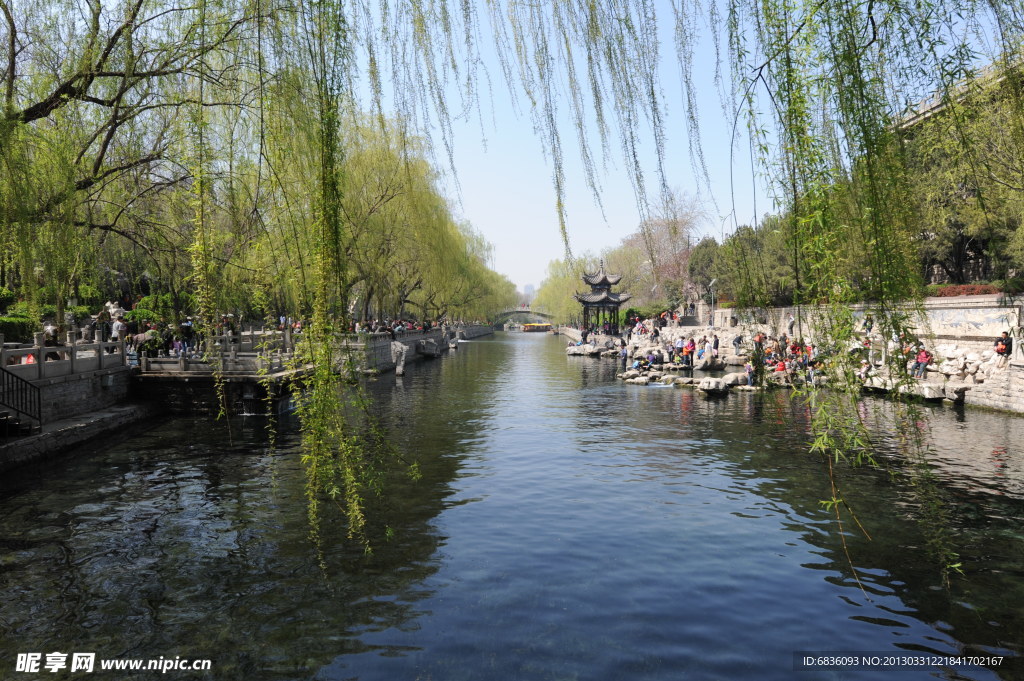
xmin=0 ymin=365 xmax=42 ymax=432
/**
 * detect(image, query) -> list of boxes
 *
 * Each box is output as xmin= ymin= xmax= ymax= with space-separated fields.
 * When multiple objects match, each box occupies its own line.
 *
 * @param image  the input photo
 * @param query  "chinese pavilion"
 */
xmin=574 ymin=260 xmax=631 ymax=335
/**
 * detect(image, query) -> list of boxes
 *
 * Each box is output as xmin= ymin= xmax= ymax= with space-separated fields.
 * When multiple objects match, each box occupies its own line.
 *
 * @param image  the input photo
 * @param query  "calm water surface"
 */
xmin=1 ymin=332 xmax=1022 ymax=680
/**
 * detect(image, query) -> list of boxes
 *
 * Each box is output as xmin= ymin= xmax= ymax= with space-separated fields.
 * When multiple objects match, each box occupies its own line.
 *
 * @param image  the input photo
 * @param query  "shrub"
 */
xmin=70 ymin=305 xmax=95 ymax=322
xmin=994 ymin=277 xmax=1024 ymax=295
xmin=124 ymin=307 xmax=159 ymax=323
xmin=0 ymin=315 xmax=35 ymax=343
xmin=0 ymin=286 xmax=16 ymax=312
xmin=930 ymin=284 xmax=1000 ymax=297
xmin=8 ymin=301 xmax=58 ymax=319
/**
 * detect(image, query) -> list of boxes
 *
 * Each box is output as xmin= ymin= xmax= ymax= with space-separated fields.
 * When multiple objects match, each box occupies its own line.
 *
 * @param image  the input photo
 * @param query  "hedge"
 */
xmin=927 ymin=284 xmax=1000 ymax=297
xmin=0 ymin=315 xmax=36 ymax=343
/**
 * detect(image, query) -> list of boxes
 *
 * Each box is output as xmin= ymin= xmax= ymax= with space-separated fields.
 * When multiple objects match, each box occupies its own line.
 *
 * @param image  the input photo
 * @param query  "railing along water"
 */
xmin=0 ymin=365 xmax=42 ymax=433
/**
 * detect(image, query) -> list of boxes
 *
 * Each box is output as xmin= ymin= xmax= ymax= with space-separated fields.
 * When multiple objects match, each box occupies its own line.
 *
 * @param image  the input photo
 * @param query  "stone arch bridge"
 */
xmin=493 ymin=306 xmax=553 ymax=324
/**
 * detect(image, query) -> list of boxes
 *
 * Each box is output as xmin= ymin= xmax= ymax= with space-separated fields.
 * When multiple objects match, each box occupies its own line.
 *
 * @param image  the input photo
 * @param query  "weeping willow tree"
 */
xmin=533 ymin=254 xmax=600 ymax=324
xmin=3 ymin=0 xmax=1023 ymax=558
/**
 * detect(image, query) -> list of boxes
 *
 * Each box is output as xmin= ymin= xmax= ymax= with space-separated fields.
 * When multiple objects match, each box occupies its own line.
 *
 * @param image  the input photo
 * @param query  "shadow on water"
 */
xmin=0 ymin=360 xmax=501 ymax=679
xmin=0 ymin=331 xmax=1022 ymax=680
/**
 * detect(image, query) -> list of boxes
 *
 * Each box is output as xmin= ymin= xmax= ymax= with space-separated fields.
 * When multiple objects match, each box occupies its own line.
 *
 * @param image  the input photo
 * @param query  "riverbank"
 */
xmin=564 ymin=320 xmax=1024 ymax=415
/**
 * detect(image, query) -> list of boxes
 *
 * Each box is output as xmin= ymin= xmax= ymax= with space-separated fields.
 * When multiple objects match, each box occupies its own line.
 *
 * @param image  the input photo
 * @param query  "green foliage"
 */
xmin=137 ymin=294 xmax=184 ymax=321
xmin=124 ymin=308 xmax=159 ymax=323
xmin=687 ymin=238 xmax=719 ymax=293
xmin=8 ymin=301 xmax=57 ymax=320
xmin=76 ymin=285 xmax=104 ymax=306
xmin=533 ymin=255 xmax=599 ymax=325
xmin=902 ymin=69 xmax=1024 ymax=283
xmin=0 ymin=316 xmax=34 ymax=343
xmin=69 ymin=306 xmax=94 ymax=322
xmin=993 ymin=277 xmax=1024 ymax=295
xmin=0 ymin=287 xmax=16 ymax=311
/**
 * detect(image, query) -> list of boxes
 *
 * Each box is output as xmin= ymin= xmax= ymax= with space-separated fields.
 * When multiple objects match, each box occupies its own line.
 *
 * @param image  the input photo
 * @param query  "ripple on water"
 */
xmin=0 ymin=333 xmax=1021 ymax=681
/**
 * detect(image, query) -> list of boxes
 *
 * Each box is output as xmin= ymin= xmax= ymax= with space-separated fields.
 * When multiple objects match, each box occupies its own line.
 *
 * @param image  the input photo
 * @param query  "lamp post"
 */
xmin=708 ymin=278 xmax=717 ymax=327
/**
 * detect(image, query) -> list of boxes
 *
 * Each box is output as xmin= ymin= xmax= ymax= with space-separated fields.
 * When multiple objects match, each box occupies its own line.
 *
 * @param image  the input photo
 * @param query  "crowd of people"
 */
xmin=352 ymin=318 xmax=473 ymax=339
xmin=25 ymin=304 xmax=481 ymax=361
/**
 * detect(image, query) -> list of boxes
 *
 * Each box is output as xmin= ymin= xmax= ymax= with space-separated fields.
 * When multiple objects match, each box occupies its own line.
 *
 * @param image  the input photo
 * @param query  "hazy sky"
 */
xmin=430 ymin=7 xmax=774 ymax=293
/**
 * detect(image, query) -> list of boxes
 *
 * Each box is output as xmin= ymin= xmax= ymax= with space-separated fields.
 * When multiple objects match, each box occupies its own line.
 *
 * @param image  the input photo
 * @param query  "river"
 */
xmin=1 ymin=331 xmax=1022 ymax=680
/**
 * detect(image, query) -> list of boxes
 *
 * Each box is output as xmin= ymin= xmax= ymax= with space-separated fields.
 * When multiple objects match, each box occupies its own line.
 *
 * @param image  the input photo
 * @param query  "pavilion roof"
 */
xmin=582 ymin=259 xmax=622 ymax=287
xmin=574 ymin=290 xmax=632 ymax=305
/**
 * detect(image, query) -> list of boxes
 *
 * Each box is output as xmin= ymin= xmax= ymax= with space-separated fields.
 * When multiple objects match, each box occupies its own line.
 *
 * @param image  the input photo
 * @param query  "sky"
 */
xmin=425 ymin=5 xmax=776 ymax=293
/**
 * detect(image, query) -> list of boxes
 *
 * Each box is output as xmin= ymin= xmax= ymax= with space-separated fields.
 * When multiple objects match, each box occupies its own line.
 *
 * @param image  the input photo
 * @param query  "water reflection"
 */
xmin=0 ymin=332 xmax=1021 ymax=681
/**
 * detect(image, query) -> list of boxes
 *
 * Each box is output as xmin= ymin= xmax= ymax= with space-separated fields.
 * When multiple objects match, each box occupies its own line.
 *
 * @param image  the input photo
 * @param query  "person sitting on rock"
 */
xmin=994 ymin=331 xmax=1013 ymax=367
xmin=912 ymin=347 xmax=931 ymax=378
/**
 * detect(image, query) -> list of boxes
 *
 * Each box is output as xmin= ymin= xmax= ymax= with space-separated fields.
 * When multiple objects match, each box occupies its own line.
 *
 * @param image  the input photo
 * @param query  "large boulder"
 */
xmin=898 ymin=382 xmax=945 ymax=401
xmin=566 ymin=343 xmax=601 ymax=356
xmin=697 ymin=377 xmax=730 ymax=395
xmin=863 ymin=376 xmax=894 ymax=392
xmin=416 ymin=338 xmax=441 ymax=357
xmin=626 ymin=376 xmax=651 ymax=385
xmin=945 ymin=384 xmax=970 ymax=403
xmin=722 ymin=371 xmax=747 ymax=386
xmin=693 ymin=357 xmax=726 ymax=371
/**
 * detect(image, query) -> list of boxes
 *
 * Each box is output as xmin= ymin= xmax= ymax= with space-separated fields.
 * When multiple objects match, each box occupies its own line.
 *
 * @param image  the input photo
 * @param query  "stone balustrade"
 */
xmin=2 ymin=341 xmax=127 ymax=381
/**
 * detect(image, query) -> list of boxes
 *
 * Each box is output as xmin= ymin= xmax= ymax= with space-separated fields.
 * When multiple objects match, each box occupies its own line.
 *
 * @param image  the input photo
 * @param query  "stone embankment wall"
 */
xmin=355 ymin=325 xmax=494 ymax=373
xmin=560 ymin=327 xmax=582 ymax=343
xmin=37 ymin=366 xmax=135 ymax=423
xmin=715 ymin=295 xmax=1024 ymax=414
xmin=458 ymin=325 xmax=496 ymax=340
xmin=712 ymin=294 xmax=1021 ymax=358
